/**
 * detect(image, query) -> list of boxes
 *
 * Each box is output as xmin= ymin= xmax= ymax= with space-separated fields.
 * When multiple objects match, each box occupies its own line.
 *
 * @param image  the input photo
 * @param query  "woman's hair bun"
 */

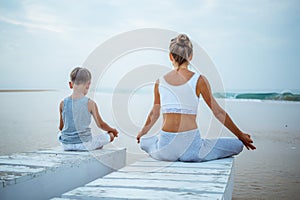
xmin=176 ymin=34 xmax=188 ymax=46
xmin=169 ymin=33 xmax=193 ymax=68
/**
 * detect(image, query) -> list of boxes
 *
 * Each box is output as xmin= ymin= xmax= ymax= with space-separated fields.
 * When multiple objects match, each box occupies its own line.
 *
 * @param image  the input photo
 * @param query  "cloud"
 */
xmin=0 ymin=0 xmax=299 ymax=90
xmin=0 ymin=16 xmax=65 ymax=33
xmin=0 ymin=1 xmax=75 ymax=34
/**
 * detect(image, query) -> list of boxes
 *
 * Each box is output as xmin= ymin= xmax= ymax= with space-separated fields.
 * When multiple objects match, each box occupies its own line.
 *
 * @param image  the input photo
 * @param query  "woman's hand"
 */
xmin=238 ymin=133 xmax=256 ymax=150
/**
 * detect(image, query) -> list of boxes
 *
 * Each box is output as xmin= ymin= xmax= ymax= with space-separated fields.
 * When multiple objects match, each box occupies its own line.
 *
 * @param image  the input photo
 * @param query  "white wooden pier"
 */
xmin=53 ymin=157 xmax=235 ymax=200
xmin=0 ymin=147 xmax=126 ymax=200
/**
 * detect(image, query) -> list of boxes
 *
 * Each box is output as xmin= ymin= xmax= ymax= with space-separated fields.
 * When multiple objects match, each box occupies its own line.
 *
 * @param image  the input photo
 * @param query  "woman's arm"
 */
xmin=89 ymin=99 xmax=118 ymax=137
xmin=197 ymin=75 xmax=256 ymax=150
xmin=137 ymin=81 xmax=161 ymax=143
xmin=59 ymin=101 xmax=64 ymax=131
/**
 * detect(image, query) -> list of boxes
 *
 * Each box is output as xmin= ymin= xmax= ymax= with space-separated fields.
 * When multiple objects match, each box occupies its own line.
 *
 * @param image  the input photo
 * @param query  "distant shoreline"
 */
xmin=214 ymin=92 xmax=300 ymax=102
xmin=0 ymin=89 xmax=57 ymax=93
xmin=1 ymin=89 xmax=300 ymax=102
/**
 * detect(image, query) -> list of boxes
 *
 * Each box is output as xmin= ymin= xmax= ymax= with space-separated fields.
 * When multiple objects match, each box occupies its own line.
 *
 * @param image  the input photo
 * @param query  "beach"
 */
xmin=0 ymin=91 xmax=299 ymax=199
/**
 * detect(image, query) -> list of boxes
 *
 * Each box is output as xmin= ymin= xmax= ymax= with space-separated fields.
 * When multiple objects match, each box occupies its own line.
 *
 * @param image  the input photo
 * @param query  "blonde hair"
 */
xmin=169 ymin=34 xmax=193 ymax=70
xmin=70 ymin=67 xmax=91 ymax=85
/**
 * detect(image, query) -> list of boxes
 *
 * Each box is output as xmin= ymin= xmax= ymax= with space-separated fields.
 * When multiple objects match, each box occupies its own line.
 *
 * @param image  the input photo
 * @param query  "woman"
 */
xmin=137 ymin=34 xmax=256 ymax=162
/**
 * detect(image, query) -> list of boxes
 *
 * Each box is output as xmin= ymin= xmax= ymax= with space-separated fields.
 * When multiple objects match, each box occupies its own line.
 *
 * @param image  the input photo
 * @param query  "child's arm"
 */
xmin=137 ymin=81 xmax=161 ymax=143
xmin=88 ymin=99 xmax=118 ymax=137
xmin=58 ymin=101 xmax=64 ymax=131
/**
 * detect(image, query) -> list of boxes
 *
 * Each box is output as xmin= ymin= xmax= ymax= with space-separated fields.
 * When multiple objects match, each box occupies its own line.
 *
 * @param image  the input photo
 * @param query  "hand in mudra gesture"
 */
xmin=239 ymin=133 xmax=256 ymax=150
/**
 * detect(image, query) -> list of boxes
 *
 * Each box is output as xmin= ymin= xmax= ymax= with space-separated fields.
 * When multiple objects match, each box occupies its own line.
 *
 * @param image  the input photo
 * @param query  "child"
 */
xmin=58 ymin=67 xmax=118 ymax=151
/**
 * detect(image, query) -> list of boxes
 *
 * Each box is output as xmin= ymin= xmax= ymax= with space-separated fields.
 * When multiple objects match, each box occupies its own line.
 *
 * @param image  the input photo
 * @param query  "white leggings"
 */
xmin=57 ymin=132 xmax=111 ymax=151
xmin=140 ymin=129 xmax=244 ymax=162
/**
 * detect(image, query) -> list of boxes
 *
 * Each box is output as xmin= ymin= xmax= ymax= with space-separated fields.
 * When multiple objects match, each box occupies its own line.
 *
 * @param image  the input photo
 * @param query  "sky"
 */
xmin=0 ymin=0 xmax=299 ymax=92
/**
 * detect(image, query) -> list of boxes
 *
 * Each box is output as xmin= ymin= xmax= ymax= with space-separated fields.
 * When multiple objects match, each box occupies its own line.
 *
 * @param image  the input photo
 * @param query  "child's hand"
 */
xmin=108 ymin=132 xmax=115 ymax=142
xmin=109 ymin=128 xmax=118 ymax=137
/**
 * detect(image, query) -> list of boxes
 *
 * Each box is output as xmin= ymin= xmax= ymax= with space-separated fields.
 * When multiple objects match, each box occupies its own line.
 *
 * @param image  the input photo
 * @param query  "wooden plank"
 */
xmin=0 ymin=165 xmax=46 ymax=187
xmin=0 ymin=180 xmax=4 ymax=187
xmin=104 ymin=171 xmax=229 ymax=183
xmin=58 ymin=156 xmax=235 ymax=200
xmin=138 ymin=157 xmax=233 ymax=164
xmin=131 ymin=161 xmax=232 ymax=170
xmin=223 ymin=159 xmax=235 ymax=200
xmin=0 ymin=172 xmax=29 ymax=187
xmin=86 ymin=177 xmax=226 ymax=193
xmin=35 ymin=151 xmax=92 ymax=156
xmin=0 ymin=148 xmax=126 ymax=200
xmin=0 ymin=153 xmax=81 ymax=168
xmin=62 ymin=186 xmax=221 ymax=200
xmin=35 ymin=148 xmax=118 ymax=156
xmin=0 ymin=159 xmax=57 ymax=168
xmin=0 ymin=152 xmax=88 ymax=162
xmin=0 ymin=165 xmax=44 ymax=173
xmin=119 ymin=165 xmax=231 ymax=175
xmin=0 ymin=149 xmax=118 ymax=168
xmin=0 ymin=152 xmax=89 ymax=187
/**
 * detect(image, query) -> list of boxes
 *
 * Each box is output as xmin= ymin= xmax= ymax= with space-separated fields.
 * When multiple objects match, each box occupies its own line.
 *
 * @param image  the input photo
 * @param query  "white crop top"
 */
xmin=158 ymin=73 xmax=200 ymax=114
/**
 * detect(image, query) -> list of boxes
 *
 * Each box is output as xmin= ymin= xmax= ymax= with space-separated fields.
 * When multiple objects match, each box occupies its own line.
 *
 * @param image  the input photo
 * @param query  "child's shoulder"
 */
xmin=61 ymin=96 xmax=71 ymax=102
xmin=87 ymin=97 xmax=95 ymax=103
xmin=87 ymin=98 xmax=97 ymax=113
xmin=87 ymin=98 xmax=97 ymax=107
xmin=59 ymin=99 xmax=64 ymax=111
xmin=59 ymin=96 xmax=71 ymax=109
xmin=59 ymin=96 xmax=69 ymax=104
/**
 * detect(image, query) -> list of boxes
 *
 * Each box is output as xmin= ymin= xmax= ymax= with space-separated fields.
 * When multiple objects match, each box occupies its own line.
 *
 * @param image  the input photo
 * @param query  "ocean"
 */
xmin=0 ymin=91 xmax=299 ymax=199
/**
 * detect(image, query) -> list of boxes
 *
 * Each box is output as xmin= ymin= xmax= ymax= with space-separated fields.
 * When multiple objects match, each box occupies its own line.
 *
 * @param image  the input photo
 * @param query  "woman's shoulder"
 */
xmin=197 ymin=74 xmax=208 ymax=84
xmin=155 ymin=70 xmax=171 ymax=84
xmin=192 ymin=71 xmax=201 ymax=79
xmin=195 ymin=74 xmax=211 ymax=93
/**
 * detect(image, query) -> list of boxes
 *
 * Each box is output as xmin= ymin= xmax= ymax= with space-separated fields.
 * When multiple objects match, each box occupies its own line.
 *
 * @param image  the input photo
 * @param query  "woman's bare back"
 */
xmin=161 ymin=69 xmax=199 ymax=132
xmin=163 ymin=69 xmax=195 ymax=86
